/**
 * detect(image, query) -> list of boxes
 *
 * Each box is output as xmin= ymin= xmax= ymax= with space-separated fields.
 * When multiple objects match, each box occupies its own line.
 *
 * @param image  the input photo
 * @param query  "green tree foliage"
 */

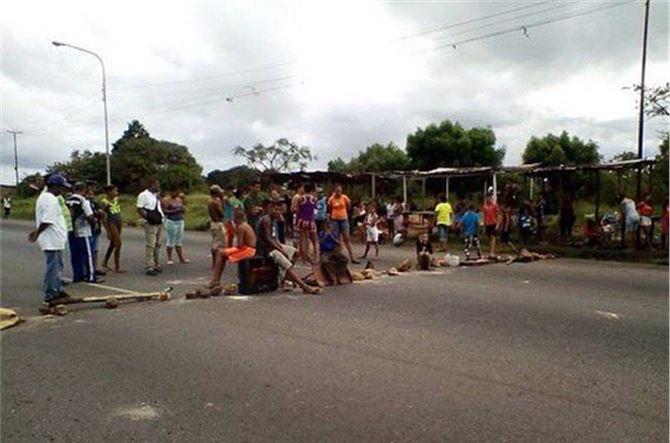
xmin=233 ymin=138 xmax=314 ymax=172
xmin=206 ymin=165 xmax=259 ymax=188
xmin=47 ymin=150 xmax=107 ymax=184
xmin=328 ymin=142 xmax=410 ymax=173
xmin=111 ymin=120 xmax=203 ymax=193
xmin=406 ymin=120 xmax=505 ymax=170
xmin=523 ymin=131 xmax=601 ymax=166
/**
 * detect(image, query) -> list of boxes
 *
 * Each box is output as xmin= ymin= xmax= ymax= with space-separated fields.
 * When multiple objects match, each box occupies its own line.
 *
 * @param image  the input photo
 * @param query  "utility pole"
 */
xmin=635 ymin=0 xmax=651 ymax=250
xmin=6 ymin=130 xmax=22 ymax=188
xmin=636 ymin=0 xmax=651 ymax=198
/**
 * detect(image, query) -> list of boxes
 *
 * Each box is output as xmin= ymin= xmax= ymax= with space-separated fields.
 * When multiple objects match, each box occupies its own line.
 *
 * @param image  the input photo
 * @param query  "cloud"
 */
xmin=1 ymin=0 xmax=668 ymax=184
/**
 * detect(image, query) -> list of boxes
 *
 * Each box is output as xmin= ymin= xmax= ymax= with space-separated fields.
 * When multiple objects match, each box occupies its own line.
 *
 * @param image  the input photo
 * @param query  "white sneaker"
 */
xmin=166 ymin=260 xmax=174 ymax=265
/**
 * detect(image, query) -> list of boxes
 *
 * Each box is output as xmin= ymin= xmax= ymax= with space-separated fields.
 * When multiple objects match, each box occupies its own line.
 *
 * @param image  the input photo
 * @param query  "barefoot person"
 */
xmin=482 ymin=191 xmax=499 ymax=258
xmin=295 ymin=183 xmax=319 ymax=264
xmin=258 ymin=200 xmax=321 ymax=294
xmin=360 ymin=204 xmax=380 ymax=260
xmin=318 ymin=220 xmax=352 ymax=286
xmin=163 ymin=191 xmax=190 ymax=264
xmin=416 ymin=232 xmax=433 ymax=270
xmin=204 ymin=211 xmax=257 ymax=294
xmin=208 ymin=185 xmax=226 ymax=266
xmin=100 ymin=185 xmax=125 ymax=273
xmin=29 ymin=174 xmax=72 ymax=305
xmin=327 ymin=184 xmax=358 ymax=264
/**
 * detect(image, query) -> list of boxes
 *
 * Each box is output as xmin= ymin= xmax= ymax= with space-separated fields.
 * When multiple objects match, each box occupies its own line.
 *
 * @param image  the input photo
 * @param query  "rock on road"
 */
xmin=1 ymin=220 xmax=668 ymax=442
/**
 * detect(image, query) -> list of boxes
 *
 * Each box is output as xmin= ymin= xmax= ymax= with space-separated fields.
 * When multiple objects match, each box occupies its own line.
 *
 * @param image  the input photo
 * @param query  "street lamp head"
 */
xmin=52 ymin=41 xmax=65 ymax=47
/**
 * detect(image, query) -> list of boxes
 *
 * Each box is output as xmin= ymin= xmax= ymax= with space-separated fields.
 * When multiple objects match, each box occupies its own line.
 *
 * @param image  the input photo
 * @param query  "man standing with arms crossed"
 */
xmin=137 ymin=178 xmax=165 ymax=276
xmin=29 ymin=174 xmax=71 ymax=305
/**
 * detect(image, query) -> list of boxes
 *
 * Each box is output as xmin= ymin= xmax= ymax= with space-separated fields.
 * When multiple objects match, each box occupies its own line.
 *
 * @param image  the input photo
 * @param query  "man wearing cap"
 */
xmin=208 ymin=184 xmax=225 ymax=266
xmin=66 ymin=182 xmax=102 ymax=283
xmin=137 ymin=178 xmax=165 ymax=276
xmin=29 ymin=174 xmax=72 ymax=304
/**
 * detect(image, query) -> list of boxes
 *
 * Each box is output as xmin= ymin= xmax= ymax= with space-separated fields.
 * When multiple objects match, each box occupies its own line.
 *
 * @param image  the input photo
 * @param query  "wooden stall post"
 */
xmin=371 ymin=173 xmax=376 ymax=200
xmin=595 ymin=169 xmax=600 ymax=224
xmin=445 ymin=176 xmax=450 ymax=200
xmin=403 ymin=175 xmax=408 ymax=204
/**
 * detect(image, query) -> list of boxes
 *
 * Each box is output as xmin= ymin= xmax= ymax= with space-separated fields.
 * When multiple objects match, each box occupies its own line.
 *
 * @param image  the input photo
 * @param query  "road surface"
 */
xmin=1 ymin=220 xmax=668 ymax=441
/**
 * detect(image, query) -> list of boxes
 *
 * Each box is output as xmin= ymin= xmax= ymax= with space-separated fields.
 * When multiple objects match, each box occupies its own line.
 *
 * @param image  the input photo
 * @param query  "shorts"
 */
xmin=500 ymin=230 xmax=511 ymax=243
xmin=268 ymin=244 xmax=298 ymax=283
xmin=210 ymin=221 xmax=226 ymax=248
xmin=332 ymin=219 xmax=350 ymax=236
xmin=366 ymin=226 xmax=379 ymax=243
xmin=222 ymin=246 xmax=256 ymax=263
xmin=485 ymin=225 xmax=497 ymax=236
xmin=166 ymin=219 xmax=185 ymax=247
xmin=640 ymin=215 xmax=652 ymax=227
xmin=437 ymin=224 xmax=449 ymax=242
xmin=296 ymin=219 xmax=317 ymax=233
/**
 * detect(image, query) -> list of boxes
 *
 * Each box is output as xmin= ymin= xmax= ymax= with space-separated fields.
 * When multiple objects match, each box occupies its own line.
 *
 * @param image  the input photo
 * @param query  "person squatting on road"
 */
xmin=416 ymin=232 xmax=433 ymax=270
xmin=163 ymin=191 xmax=190 ymax=265
xmin=137 ymin=178 xmax=165 ymax=276
xmin=318 ymin=220 xmax=352 ymax=286
xmin=29 ymin=174 xmax=71 ymax=304
xmin=101 ymin=185 xmax=125 ymax=273
xmin=204 ymin=211 xmax=257 ymax=295
xmin=257 ymin=200 xmax=321 ymax=294
xmin=66 ymin=182 xmax=103 ymax=283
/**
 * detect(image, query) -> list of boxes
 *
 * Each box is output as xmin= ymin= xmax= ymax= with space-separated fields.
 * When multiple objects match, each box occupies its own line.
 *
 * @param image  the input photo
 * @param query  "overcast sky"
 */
xmin=1 ymin=0 xmax=668 ymax=184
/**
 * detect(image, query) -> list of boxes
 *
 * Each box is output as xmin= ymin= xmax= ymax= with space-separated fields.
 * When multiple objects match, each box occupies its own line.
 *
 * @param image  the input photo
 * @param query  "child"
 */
xmin=360 ymin=204 xmax=380 ymax=259
xmin=415 ymin=232 xmax=433 ymax=270
xmin=461 ymin=204 xmax=482 ymax=261
xmin=517 ymin=205 xmax=534 ymax=245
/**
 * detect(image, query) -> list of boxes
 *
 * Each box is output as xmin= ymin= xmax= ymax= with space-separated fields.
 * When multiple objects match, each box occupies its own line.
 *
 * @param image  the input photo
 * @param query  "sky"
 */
xmin=1 ymin=0 xmax=668 ymax=185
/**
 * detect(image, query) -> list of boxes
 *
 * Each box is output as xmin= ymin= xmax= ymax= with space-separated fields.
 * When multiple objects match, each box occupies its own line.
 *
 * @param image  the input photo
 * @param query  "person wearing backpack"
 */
xmin=137 ymin=178 xmax=165 ymax=276
xmin=66 ymin=182 xmax=102 ymax=283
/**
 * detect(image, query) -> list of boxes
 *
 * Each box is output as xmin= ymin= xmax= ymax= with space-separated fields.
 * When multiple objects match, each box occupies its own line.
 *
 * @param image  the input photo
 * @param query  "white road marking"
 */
xmin=112 ymin=404 xmax=161 ymax=421
xmin=595 ymin=310 xmax=620 ymax=320
xmin=83 ymin=282 xmax=140 ymax=295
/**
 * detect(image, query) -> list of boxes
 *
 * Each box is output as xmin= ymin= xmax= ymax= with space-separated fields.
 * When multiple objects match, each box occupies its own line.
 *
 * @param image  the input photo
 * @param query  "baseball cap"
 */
xmin=209 ymin=184 xmax=223 ymax=194
xmin=47 ymin=174 xmax=72 ymax=188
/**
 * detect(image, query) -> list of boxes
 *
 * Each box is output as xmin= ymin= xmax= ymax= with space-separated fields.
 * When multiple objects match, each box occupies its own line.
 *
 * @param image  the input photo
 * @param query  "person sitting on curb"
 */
xmin=198 ymin=211 xmax=257 ymax=296
xmin=258 ymin=200 xmax=321 ymax=294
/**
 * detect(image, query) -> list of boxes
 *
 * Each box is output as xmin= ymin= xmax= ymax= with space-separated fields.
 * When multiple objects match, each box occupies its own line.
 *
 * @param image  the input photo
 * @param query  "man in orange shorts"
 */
xmin=205 ymin=211 xmax=256 ymax=294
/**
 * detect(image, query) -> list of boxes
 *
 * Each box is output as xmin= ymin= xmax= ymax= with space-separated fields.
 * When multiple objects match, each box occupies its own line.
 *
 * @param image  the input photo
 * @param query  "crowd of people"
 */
xmin=28 ymin=172 xmax=669 ymax=307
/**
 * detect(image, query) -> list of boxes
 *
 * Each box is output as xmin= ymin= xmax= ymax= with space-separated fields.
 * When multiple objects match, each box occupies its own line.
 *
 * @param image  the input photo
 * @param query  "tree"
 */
xmin=47 ymin=150 xmax=107 ymax=185
xmin=328 ymin=142 xmax=410 ymax=173
xmin=523 ymin=131 xmax=601 ymax=166
xmin=233 ymin=138 xmax=314 ymax=172
xmin=206 ymin=165 xmax=259 ymax=188
xmin=111 ymin=120 xmax=203 ymax=193
xmin=627 ymin=82 xmax=669 ymax=118
xmin=405 ymin=120 xmax=504 ymax=170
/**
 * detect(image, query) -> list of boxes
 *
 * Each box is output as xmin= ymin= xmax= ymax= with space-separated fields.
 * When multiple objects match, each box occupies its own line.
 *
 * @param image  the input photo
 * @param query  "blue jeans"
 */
xmin=437 ymin=224 xmax=449 ymax=242
xmin=332 ymin=219 xmax=350 ymax=237
xmin=44 ymin=250 xmax=64 ymax=302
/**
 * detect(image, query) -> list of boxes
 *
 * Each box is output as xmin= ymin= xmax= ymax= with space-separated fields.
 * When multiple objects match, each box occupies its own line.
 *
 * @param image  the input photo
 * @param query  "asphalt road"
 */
xmin=1 ymin=220 xmax=668 ymax=442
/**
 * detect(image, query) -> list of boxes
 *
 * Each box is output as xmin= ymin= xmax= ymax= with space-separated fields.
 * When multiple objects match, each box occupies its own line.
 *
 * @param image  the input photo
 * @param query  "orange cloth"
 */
xmin=224 ymin=246 xmax=256 ymax=263
xmin=328 ymin=194 xmax=350 ymax=220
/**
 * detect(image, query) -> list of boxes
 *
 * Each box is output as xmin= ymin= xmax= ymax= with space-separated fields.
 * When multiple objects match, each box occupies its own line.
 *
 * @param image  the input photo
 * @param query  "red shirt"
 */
xmin=637 ymin=202 xmax=652 ymax=217
xmin=482 ymin=201 xmax=499 ymax=226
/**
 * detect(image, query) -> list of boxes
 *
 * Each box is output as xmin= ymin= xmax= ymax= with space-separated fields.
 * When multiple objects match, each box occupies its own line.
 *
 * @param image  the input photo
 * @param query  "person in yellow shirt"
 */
xmin=434 ymin=194 xmax=453 ymax=251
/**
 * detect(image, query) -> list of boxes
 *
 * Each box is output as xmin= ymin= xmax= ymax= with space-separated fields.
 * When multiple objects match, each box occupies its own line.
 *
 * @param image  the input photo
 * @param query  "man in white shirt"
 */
xmin=3 ymin=195 xmax=11 ymax=219
xmin=137 ymin=178 xmax=165 ymax=276
xmin=29 ymin=174 xmax=71 ymax=303
xmin=66 ymin=182 xmax=101 ymax=283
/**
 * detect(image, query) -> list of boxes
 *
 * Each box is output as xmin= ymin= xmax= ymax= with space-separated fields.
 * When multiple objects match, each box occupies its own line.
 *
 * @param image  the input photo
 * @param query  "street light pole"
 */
xmin=52 ymin=41 xmax=111 ymax=185
xmin=636 ymin=0 xmax=651 ymax=201
xmin=6 ymin=130 xmax=22 ymax=188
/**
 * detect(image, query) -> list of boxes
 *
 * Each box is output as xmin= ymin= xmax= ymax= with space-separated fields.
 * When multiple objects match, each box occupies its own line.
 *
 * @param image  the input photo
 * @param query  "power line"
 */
xmin=432 ymin=1 xmax=638 ymax=52
xmin=394 ymin=1 xmax=551 ymax=41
